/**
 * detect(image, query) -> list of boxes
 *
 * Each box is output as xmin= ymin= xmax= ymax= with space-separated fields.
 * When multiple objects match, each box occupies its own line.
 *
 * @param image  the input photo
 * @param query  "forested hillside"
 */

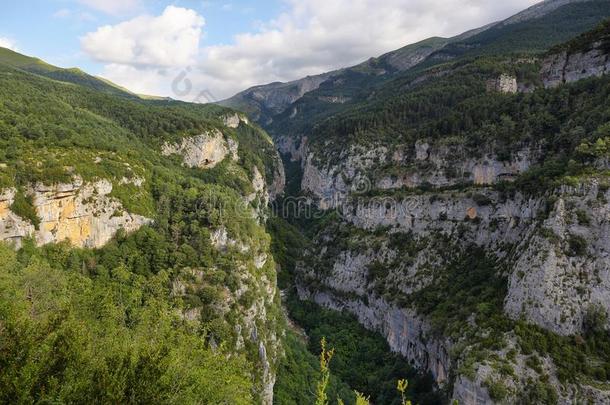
xmin=0 ymin=54 xmax=284 ymax=403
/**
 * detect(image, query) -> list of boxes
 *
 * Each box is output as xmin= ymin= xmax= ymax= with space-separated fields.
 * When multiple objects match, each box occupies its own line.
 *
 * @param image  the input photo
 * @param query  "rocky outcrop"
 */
xmin=0 ymin=189 xmax=34 ymax=246
xmin=505 ymin=182 xmax=610 ymax=335
xmin=317 ymin=96 xmax=351 ymax=104
xmin=0 ymin=179 xmax=151 ymax=249
xmin=300 ymin=143 xmax=535 ymax=208
xmin=162 ymin=130 xmax=238 ymax=169
xmin=223 ymin=113 xmax=249 ymax=128
xmin=268 ymin=160 xmax=286 ymax=201
xmin=542 ymin=45 xmax=610 ymax=88
xmin=486 ymin=74 xmax=518 ymax=93
xmin=276 ymin=136 xmax=309 ymax=162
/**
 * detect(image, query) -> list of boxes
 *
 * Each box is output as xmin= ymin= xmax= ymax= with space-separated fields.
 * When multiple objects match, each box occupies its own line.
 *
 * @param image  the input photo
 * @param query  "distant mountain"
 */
xmin=218 ymin=36 xmax=453 ymax=125
xmin=220 ymin=0 xmax=610 ymax=128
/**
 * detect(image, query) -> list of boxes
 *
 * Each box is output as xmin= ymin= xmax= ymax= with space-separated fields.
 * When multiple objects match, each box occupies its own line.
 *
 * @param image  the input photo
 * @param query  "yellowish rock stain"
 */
xmin=38 ymin=195 xmax=92 ymax=246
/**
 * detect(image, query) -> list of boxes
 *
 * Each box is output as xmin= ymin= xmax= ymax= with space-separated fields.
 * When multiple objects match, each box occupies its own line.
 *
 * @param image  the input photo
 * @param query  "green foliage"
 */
xmin=0 ymin=46 xmax=138 ymax=98
xmin=472 ymin=193 xmax=492 ymax=206
xmin=0 ymin=162 xmax=279 ymax=400
xmin=397 ymin=379 xmax=412 ymax=405
xmin=549 ymin=18 xmax=610 ymax=54
xmin=287 ymin=296 xmax=442 ymax=405
xmin=514 ymin=320 xmax=610 ymax=384
xmin=0 ymin=61 xmax=271 ymax=207
xmin=583 ymin=305 xmax=609 ymax=335
xmin=10 ymin=190 xmax=40 ymax=229
xmin=520 ymin=379 xmax=559 ymax=405
xmin=575 ymin=210 xmax=591 ymax=226
xmin=316 ymin=337 xmax=335 ymax=405
xmin=267 ymin=215 xmax=309 ymax=289
xmin=409 ymin=247 xmax=506 ymax=338
xmin=484 ymin=378 xmax=508 ymax=401
xmin=0 ymin=243 xmax=253 ymax=404
xmin=438 ymin=1 xmax=610 ymax=57
xmin=274 ymin=332 xmax=356 ymax=405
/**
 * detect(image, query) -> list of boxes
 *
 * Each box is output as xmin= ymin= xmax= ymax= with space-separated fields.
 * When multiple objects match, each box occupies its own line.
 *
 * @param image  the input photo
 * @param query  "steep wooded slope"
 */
xmin=0 ymin=54 xmax=285 ymax=403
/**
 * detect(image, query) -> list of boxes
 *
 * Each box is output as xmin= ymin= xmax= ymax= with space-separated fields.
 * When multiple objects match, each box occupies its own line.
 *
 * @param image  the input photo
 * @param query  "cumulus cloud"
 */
xmin=81 ymin=6 xmax=204 ymax=67
xmin=0 ymin=37 xmax=18 ymax=52
xmin=84 ymin=0 xmax=540 ymax=100
xmin=77 ymin=0 xmax=141 ymax=15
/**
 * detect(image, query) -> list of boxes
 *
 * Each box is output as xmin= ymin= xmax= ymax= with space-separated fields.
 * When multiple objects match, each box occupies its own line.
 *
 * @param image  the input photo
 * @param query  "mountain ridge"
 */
xmin=0 ymin=46 xmax=153 ymax=99
xmin=220 ymin=0 xmax=609 ymax=126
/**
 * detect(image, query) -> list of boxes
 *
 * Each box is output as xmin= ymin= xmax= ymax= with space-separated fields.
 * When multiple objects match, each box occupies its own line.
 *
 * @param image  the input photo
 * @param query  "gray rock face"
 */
xmin=542 ymin=46 xmax=610 ymax=88
xmin=275 ymin=135 xmax=309 ymax=162
xmin=505 ymin=182 xmax=610 ymax=336
xmin=0 ymin=179 xmax=151 ymax=249
xmin=345 ymin=190 xmax=540 ymax=243
xmin=486 ymin=74 xmax=518 ymax=93
xmin=452 ymin=375 xmax=494 ymax=405
xmin=0 ymin=188 xmax=34 ymax=246
xmin=296 ymin=147 xmax=610 ymax=401
xmin=162 ymin=130 xmax=238 ymax=169
xmin=223 ymin=113 xmax=249 ymax=128
xmin=299 ymin=142 xmax=535 ymax=209
xmin=268 ymin=159 xmax=286 ymax=202
xmin=219 ymin=73 xmax=336 ymax=123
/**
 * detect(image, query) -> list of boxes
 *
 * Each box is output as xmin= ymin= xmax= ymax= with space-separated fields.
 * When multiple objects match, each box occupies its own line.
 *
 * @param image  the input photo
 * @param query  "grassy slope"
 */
xmin=0 ymin=46 xmax=139 ymax=98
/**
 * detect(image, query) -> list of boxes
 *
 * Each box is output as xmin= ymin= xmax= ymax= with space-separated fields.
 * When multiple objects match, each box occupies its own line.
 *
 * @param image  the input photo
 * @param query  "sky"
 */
xmin=0 ymin=0 xmax=542 ymax=101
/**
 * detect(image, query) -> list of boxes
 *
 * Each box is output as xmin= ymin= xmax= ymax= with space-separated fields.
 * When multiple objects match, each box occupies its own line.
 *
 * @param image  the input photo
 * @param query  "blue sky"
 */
xmin=1 ymin=0 xmax=283 ymax=73
xmin=0 ymin=0 xmax=541 ymax=100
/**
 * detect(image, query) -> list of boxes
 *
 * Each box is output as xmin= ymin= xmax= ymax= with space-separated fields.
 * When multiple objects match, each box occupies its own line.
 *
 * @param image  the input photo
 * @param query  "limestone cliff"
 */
xmin=295 ymin=179 xmax=610 ymax=403
xmin=505 ymin=182 xmax=610 ymax=336
xmin=542 ymin=47 xmax=610 ymax=88
xmin=297 ymin=140 xmax=534 ymax=209
xmin=0 ymin=179 xmax=151 ymax=249
xmin=542 ymin=25 xmax=610 ymax=89
xmin=162 ymin=130 xmax=239 ymax=169
xmin=486 ymin=74 xmax=519 ymax=93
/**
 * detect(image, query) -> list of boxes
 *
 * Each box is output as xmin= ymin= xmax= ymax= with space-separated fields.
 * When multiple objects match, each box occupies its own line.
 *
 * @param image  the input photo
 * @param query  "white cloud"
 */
xmin=84 ymin=0 xmax=541 ymax=100
xmin=81 ymin=6 xmax=204 ymax=67
xmin=77 ymin=0 xmax=141 ymax=15
xmin=54 ymin=8 xmax=97 ymax=22
xmin=0 ymin=37 xmax=18 ymax=52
